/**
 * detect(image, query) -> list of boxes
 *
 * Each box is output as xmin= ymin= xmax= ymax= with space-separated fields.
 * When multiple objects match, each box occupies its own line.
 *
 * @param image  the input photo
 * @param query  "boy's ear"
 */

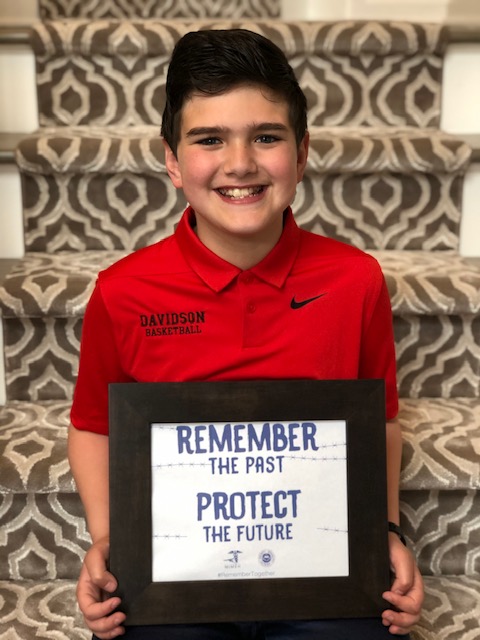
xmin=296 ymin=131 xmax=310 ymax=183
xmin=163 ymin=139 xmax=183 ymax=188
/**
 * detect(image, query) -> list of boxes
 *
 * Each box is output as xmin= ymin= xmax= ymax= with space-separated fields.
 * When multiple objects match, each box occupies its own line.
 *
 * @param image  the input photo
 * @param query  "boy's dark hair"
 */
xmin=161 ymin=29 xmax=308 ymax=155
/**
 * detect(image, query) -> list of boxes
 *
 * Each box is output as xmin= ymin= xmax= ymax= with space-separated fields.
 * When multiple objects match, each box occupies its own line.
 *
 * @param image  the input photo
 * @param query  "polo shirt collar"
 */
xmin=175 ymin=206 xmax=301 ymax=292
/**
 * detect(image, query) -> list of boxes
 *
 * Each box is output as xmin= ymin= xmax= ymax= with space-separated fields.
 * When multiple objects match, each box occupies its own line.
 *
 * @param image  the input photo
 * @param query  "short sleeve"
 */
xmin=70 ymin=283 xmax=133 ymax=434
xmin=360 ymin=274 xmax=399 ymax=420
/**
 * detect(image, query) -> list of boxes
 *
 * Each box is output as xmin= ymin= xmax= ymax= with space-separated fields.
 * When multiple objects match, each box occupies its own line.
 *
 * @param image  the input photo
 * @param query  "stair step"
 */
xmin=1 ymin=249 xmax=479 ymax=320
xmin=1 ymin=249 xmax=478 ymax=401
xmin=15 ymin=127 xmax=471 ymax=252
xmin=2 ymin=397 xmax=478 ymax=494
xmin=0 ymin=576 xmax=478 ymax=639
xmin=16 ymin=126 xmax=470 ymax=176
xmin=457 ymin=133 xmax=480 ymax=162
xmin=301 ymin=127 xmax=470 ymax=252
xmin=2 ymin=10 xmax=477 ymax=639
xmin=38 ymin=0 xmax=281 ymax=19
xmin=0 ymin=133 xmax=26 ymax=165
xmin=401 ymin=488 xmax=480 ymax=577
xmin=373 ymin=252 xmax=480 ymax=316
xmin=31 ymin=20 xmax=446 ymax=128
xmin=1 ymin=398 xmax=479 ymax=579
xmin=398 ymin=397 xmax=480 ymax=577
xmin=0 ymin=401 xmax=90 ymax=582
xmin=0 ymin=400 xmax=73 ymax=493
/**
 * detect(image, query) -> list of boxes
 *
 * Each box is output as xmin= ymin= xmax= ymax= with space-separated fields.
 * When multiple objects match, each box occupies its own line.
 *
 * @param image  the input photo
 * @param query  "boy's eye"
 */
xmin=256 ymin=134 xmax=280 ymax=144
xmin=197 ymin=137 xmax=221 ymax=146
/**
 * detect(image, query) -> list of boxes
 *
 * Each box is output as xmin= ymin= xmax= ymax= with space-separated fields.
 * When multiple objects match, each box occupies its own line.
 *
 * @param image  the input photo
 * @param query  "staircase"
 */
xmin=1 ymin=2 xmax=480 ymax=638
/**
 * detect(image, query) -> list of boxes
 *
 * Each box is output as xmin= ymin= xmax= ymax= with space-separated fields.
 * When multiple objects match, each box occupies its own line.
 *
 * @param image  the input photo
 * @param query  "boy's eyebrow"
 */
xmin=185 ymin=126 xmax=227 ymax=138
xmin=185 ymin=122 xmax=290 ymax=138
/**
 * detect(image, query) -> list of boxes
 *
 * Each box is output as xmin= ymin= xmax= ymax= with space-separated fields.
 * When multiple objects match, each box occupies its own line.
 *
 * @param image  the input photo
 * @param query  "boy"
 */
xmin=68 ymin=28 xmax=423 ymax=640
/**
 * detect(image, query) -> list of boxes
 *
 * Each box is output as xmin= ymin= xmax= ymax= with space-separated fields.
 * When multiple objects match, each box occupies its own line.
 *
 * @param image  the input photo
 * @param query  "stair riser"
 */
xmin=33 ymin=21 xmax=444 ymax=128
xmin=298 ymin=172 xmax=462 ymax=251
xmin=2 ymin=315 xmax=479 ymax=402
xmin=19 ymin=170 xmax=463 ymax=252
xmin=0 ymin=493 xmax=89 ymax=581
xmin=39 ymin=0 xmax=280 ymax=19
xmin=2 ymin=318 xmax=80 ymax=402
xmin=21 ymin=171 xmax=188 ymax=253
xmin=0 ymin=490 xmax=476 ymax=581
xmin=401 ymin=489 xmax=480 ymax=577
xmin=395 ymin=315 xmax=480 ymax=398
xmin=414 ymin=576 xmax=480 ymax=640
xmin=0 ymin=579 xmax=89 ymax=639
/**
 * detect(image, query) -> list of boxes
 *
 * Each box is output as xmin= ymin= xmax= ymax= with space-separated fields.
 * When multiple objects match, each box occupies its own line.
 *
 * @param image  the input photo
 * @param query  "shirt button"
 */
xmin=247 ymin=302 xmax=256 ymax=313
xmin=242 ymin=273 xmax=254 ymax=284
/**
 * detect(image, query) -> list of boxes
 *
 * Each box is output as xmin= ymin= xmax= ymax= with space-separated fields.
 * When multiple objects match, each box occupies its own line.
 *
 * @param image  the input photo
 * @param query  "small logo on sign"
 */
xmin=225 ymin=550 xmax=242 ymax=565
xmin=259 ymin=550 xmax=275 ymax=567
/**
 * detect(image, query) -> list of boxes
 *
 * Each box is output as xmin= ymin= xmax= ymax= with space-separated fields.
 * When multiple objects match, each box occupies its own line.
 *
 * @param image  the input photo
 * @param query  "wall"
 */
xmin=0 ymin=0 xmax=38 ymax=23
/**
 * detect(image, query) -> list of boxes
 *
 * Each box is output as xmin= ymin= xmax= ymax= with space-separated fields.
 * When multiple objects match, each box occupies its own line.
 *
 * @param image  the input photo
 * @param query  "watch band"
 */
xmin=388 ymin=521 xmax=407 ymax=546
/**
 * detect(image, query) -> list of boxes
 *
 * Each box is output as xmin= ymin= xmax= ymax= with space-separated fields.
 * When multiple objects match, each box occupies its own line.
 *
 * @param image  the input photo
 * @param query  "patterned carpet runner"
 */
xmin=0 ymin=4 xmax=479 ymax=638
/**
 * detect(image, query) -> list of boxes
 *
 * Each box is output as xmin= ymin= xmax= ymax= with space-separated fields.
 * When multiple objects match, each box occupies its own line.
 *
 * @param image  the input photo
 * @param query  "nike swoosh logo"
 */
xmin=290 ymin=294 xmax=326 ymax=309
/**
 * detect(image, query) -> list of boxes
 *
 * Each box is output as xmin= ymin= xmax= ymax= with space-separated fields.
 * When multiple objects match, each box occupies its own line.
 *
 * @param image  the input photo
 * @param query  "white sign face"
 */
xmin=151 ymin=420 xmax=348 ymax=583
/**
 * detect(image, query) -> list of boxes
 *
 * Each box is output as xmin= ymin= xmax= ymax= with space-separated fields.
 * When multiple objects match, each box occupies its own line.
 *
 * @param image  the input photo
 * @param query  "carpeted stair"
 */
xmin=0 ymin=9 xmax=480 ymax=639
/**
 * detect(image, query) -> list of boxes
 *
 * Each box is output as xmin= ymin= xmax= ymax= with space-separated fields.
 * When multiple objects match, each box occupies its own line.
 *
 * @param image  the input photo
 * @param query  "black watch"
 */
xmin=388 ymin=521 xmax=407 ymax=546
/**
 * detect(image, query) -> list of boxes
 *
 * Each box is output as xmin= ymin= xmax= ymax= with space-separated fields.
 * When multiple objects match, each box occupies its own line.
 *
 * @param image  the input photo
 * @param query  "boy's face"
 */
xmin=164 ymin=84 xmax=309 ymax=265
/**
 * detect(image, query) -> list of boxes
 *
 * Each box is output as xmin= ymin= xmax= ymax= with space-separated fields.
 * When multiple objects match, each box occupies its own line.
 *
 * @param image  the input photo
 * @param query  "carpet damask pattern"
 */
xmin=16 ymin=128 xmax=470 ymax=252
xmin=39 ymin=0 xmax=280 ymax=19
xmin=0 ymin=399 xmax=479 ymax=582
xmin=1 ymin=251 xmax=478 ymax=402
xmin=0 ymin=580 xmax=89 ymax=639
xmin=32 ymin=20 xmax=445 ymax=128
xmin=2 ymin=312 xmax=479 ymax=401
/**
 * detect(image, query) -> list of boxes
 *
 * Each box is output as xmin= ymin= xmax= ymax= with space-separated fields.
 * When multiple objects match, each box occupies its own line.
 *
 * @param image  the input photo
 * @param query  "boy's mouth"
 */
xmin=216 ymin=186 xmax=265 ymax=200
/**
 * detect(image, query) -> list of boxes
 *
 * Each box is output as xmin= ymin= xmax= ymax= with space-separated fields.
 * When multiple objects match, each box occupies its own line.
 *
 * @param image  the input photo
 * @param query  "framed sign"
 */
xmin=109 ymin=379 xmax=389 ymax=626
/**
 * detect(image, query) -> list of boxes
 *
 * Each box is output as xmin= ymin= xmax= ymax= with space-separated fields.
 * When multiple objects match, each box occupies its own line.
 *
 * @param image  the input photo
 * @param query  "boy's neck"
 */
xmin=194 ymin=217 xmax=284 ymax=271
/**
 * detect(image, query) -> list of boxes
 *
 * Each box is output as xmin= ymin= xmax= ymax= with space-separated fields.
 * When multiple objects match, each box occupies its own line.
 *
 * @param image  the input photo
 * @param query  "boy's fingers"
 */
xmin=382 ymin=609 xmax=420 ymax=635
xmin=389 ymin=573 xmax=411 ymax=597
xmin=85 ymin=615 xmax=126 ymax=640
xmin=383 ymin=590 xmax=422 ymax=614
xmin=85 ymin=604 xmax=125 ymax=627
xmin=81 ymin=598 xmax=126 ymax=638
xmin=382 ymin=566 xmax=423 ymax=635
xmin=77 ymin=560 xmax=125 ymax=638
xmin=383 ymin=569 xmax=424 ymax=612
xmin=91 ymin=569 xmax=117 ymax=593
xmin=80 ymin=590 xmax=121 ymax=619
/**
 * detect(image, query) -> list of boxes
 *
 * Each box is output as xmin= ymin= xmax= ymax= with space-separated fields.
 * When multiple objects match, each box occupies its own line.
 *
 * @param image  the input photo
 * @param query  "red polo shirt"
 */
xmin=71 ymin=207 xmax=398 ymax=434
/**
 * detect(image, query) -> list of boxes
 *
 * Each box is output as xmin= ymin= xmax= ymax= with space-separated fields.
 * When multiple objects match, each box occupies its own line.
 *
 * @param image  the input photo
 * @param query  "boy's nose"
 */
xmin=223 ymin=142 xmax=257 ymax=176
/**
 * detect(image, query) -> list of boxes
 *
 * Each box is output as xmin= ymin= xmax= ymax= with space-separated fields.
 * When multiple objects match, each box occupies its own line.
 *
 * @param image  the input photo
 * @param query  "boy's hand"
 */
xmin=381 ymin=533 xmax=424 ymax=635
xmin=77 ymin=538 xmax=126 ymax=638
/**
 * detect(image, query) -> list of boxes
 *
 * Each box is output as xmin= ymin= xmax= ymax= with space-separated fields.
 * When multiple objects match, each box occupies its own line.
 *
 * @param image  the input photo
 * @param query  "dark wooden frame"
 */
xmin=109 ymin=379 xmax=389 ymax=625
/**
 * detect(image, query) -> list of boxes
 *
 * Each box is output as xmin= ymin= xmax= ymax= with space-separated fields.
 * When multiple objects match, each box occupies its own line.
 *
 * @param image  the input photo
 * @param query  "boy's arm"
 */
xmin=68 ymin=425 xmax=126 ymax=638
xmin=382 ymin=420 xmax=424 ymax=635
xmin=68 ymin=425 xmax=110 ymax=542
xmin=385 ymin=419 xmax=402 ymax=526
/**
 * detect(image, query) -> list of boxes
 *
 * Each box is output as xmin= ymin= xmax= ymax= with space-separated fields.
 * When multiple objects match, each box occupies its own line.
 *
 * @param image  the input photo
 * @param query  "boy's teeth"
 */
xmin=219 ymin=187 xmax=262 ymax=199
